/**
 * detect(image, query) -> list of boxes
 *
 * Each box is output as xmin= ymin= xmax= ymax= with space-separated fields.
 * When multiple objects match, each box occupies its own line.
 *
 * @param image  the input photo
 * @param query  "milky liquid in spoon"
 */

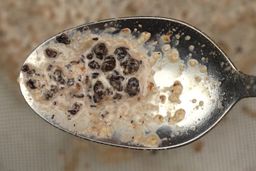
xmin=19 ymin=27 xmax=220 ymax=148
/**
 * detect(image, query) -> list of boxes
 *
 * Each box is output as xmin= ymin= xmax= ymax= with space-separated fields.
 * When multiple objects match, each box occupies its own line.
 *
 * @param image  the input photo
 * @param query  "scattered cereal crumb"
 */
xmin=159 ymin=95 xmax=166 ymax=103
xmin=195 ymin=76 xmax=202 ymax=82
xmin=200 ymin=65 xmax=208 ymax=73
xmin=169 ymin=81 xmax=183 ymax=104
xmin=188 ymin=59 xmax=199 ymax=67
xmin=199 ymin=101 xmax=204 ymax=106
xmin=169 ymin=109 xmax=186 ymax=123
xmin=189 ymin=45 xmax=195 ymax=51
xmin=167 ymin=49 xmax=179 ymax=63
xmin=161 ymin=34 xmax=171 ymax=43
xmin=179 ymin=63 xmax=185 ymax=73
xmin=185 ymin=35 xmax=191 ymax=40
xmin=144 ymin=134 xmax=160 ymax=147
xmin=192 ymin=99 xmax=197 ymax=103
xmin=153 ymin=115 xmax=164 ymax=123
xmin=120 ymin=28 xmax=131 ymax=35
xmin=162 ymin=44 xmax=171 ymax=52
xmin=138 ymin=32 xmax=151 ymax=43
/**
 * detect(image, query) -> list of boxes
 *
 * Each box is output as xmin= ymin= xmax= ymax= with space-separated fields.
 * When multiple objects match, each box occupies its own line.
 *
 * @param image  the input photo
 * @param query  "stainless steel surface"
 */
xmin=19 ymin=17 xmax=256 ymax=150
xmin=2 ymin=1 xmax=256 ymax=170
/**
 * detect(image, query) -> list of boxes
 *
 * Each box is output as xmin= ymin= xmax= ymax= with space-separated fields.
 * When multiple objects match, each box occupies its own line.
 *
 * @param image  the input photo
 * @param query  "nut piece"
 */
xmin=167 ymin=49 xmax=179 ymax=63
xmin=159 ymin=95 xmax=166 ymax=103
xmin=169 ymin=109 xmax=186 ymax=123
xmin=169 ymin=81 xmax=183 ymax=103
xmin=173 ymin=109 xmax=186 ymax=123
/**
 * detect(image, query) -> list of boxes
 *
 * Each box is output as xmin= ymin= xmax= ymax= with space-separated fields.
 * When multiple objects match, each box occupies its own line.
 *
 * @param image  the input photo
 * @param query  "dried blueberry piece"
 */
xmin=47 ymin=64 xmax=53 ymax=71
xmin=45 ymin=48 xmax=58 ymax=58
xmin=125 ymin=77 xmax=140 ymax=96
xmin=67 ymin=78 xmax=75 ymax=86
xmin=93 ymin=93 xmax=103 ymax=103
xmin=26 ymin=79 xmax=37 ymax=89
xmin=53 ymin=69 xmax=65 ymax=84
xmin=101 ymin=55 xmax=116 ymax=72
xmin=93 ymin=43 xmax=108 ymax=59
xmin=44 ymin=85 xmax=58 ymax=100
xmin=114 ymin=47 xmax=129 ymax=61
xmin=88 ymin=60 xmax=100 ymax=69
xmin=86 ymin=53 xmax=93 ymax=60
xmin=21 ymin=64 xmax=29 ymax=72
xmin=93 ymin=80 xmax=104 ymax=95
xmin=50 ymin=85 xmax=58 ymax=93
xmin=27 ymin=69 xmax=35 ymax=76
xmin=68 ymin=102 xmax=82 ymax=115
xmin=56 ymin=33 xmax=71 ymax=44
xmin=91 ymin=72 xmax=99 ymax=79
xmin=108 ymin=74 xmax=124 ymax=91
xmin=73 ymin=94 xmax=85 ymax=98
xmin=44 ymin=90 xmax=54 ymax=100
xmin=92 ymin=37 xmax=99 ymax=41
xmin=121 ymin=58 xmax=141 ymax=75
xmin=113 ymin=93 xmax=122 ymax=100
xmin=105 ymin=88 xmax=113 ymax=96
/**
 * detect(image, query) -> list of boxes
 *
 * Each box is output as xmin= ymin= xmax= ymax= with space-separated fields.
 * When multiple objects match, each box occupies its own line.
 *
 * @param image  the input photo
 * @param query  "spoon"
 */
xmin=19 ymin=16 xmax=256 ymax=150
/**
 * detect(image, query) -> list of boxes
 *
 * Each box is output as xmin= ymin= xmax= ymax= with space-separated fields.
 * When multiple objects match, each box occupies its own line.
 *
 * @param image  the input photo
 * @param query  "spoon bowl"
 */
xmin=19 ymin=17 xmax=256 ymax=150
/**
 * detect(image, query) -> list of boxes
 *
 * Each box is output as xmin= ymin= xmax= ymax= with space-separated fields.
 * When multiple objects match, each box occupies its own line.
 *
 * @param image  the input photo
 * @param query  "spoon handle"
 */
xmin=238 ymin=72 xmax=256 ymax=98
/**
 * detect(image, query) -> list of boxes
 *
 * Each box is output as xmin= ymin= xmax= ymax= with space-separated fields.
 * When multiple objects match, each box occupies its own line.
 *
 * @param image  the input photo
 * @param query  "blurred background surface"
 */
xmin=0 ymin=0 xmax=256 ymax=171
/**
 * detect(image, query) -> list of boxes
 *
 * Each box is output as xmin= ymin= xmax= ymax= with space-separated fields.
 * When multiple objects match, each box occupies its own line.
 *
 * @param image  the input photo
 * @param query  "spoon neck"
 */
xmin=237 ymin=72 xmax=256 ymax=98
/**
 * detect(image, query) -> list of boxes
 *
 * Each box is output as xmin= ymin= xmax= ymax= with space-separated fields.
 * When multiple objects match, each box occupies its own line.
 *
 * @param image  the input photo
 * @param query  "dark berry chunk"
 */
xmin=44 ymin=90 xmax=54 ymax=100
xmin=113 ymin=93 xmax=122 ymax=100
xmin=68 ymin=102 xmax=82 ymax=115
xmin=92 ymin=37 xmax=99 ymax=41
xmin=67 ymin=78 xmax=75 ymax=86
xmin=114 ymin=47 xmax=130 ymax=61
xmin=121 ymin=58 xmax=141 ymax=75
xmin=105 ymin=88 xmax=113 ymax=96
xmin=93 ymin=43 xmax=108 ymax=59
xmin=73 ymin=94 xmax=85 ymax=98
xmin=86 ymin=53 xmax=93 ymax=60
xmin=93 ymin=93 xmax=103 ymax=103
xmin=108 ymin=74 xmax=124 ymax=91
xmin=47 ymin=64 xmax=53 ymax=71
xmin=125 ymin=77 xmax=140 ymax=96
xmin=53 ymin=69 xmax=65 ymax=84
xmin=93 ymin=80 xmax=104 ymax=95
xmin=101 ymin=55 xmax=116 ymax=72
xmin=45 ymin=48 xmax=58 ymax=58
xmin=21 ymin=64 xmax=30 ymax=72
xmin=26 ymin=79 xmax=37 ymax=89
xmin=44 ymin=85 xmax=58 ymax=100
xmin=27 ymin=69 xmax=35 ymax=76
xmin=91 ymin=72 xmax=99 ymax=79
xmin=56 ymin=33 xmax=71 ymax=44
xmin=88 ymin=60 xmax=100 ymax=69
xmin=50 ymin=85 xmax=58 ymax=93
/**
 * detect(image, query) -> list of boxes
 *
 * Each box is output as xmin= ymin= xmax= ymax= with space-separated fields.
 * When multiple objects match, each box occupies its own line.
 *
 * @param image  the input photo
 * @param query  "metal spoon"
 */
xmin=19 ymin=16 xmax=256 ymax=150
